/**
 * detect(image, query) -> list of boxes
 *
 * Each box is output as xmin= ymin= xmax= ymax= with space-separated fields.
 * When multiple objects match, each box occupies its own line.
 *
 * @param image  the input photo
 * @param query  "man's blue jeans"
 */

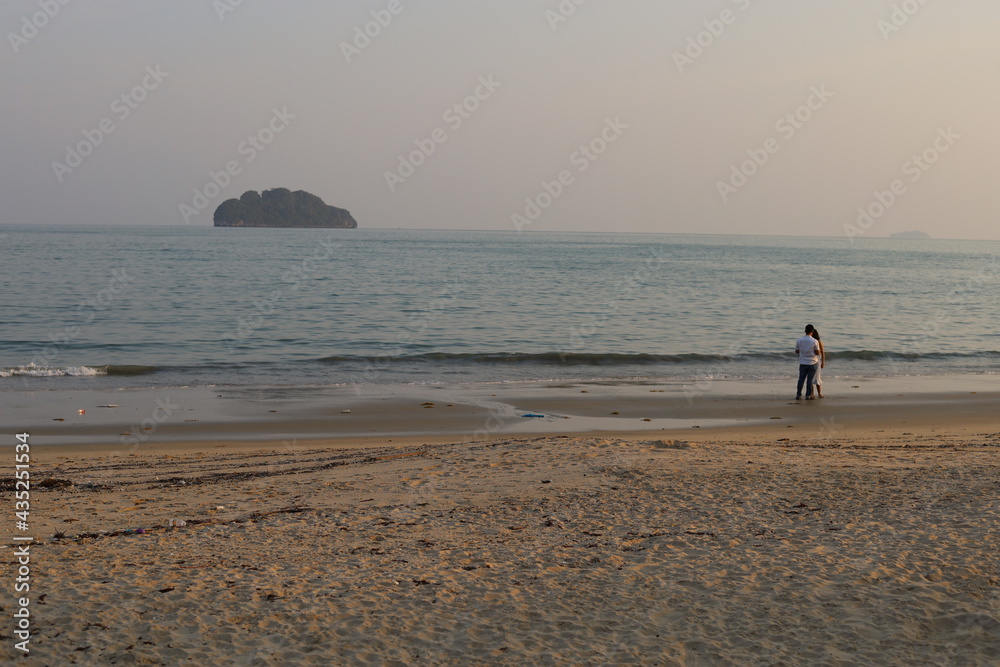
xmin=797 ymin=364 xmax=817 ymax=398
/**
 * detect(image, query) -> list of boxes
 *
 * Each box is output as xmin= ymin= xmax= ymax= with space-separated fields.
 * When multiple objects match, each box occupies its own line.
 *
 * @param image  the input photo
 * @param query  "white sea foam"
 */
xmin=0 ymin=364 xmax=106 ymax=378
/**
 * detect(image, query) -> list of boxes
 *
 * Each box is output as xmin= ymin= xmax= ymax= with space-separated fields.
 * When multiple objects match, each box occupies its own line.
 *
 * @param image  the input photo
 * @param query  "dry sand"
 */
xmin=3 ymin=412 xmax=999 ymax=665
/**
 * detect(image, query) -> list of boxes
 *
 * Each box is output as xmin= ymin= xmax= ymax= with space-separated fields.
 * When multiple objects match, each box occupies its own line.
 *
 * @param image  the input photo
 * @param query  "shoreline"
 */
xmin=2 ymin=373 xmax=997 ymax=449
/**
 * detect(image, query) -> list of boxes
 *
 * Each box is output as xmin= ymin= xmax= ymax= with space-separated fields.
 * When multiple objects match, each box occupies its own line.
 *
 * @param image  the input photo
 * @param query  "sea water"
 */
xmin=1 ymin=225 xmax=997 ymax=390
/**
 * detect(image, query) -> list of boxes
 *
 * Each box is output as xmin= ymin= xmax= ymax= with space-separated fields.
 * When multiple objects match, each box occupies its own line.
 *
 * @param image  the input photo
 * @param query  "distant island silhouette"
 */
xmin=214 ymin=188 xmax=357 ymax=228
xmin=889 ymin=230 xmax=930 ymax=239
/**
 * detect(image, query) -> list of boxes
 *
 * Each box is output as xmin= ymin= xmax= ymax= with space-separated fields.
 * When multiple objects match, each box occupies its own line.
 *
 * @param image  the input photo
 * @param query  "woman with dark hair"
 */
xmin=810 ymin=328 xmax=826 ymax=398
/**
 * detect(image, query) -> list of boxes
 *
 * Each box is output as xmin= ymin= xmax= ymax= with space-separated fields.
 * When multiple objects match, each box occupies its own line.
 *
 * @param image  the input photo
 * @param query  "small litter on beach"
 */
xmin=342 ymin=409 xmax=351 ymax=414
xmin=167 ymin=519 xmax=187 ymax=527
xmin=97 ymin=404 xmax=119 ymax=408
xmin=521 ymin=413 xmax=545 ymax=418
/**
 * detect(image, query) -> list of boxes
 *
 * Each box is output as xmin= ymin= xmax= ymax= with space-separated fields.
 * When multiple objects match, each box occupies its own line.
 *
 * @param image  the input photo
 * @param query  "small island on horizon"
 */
xmin=214 ymin=188 xmax=357 ymax=228
xmin=889 ymin=230 xmax=930 ymax=240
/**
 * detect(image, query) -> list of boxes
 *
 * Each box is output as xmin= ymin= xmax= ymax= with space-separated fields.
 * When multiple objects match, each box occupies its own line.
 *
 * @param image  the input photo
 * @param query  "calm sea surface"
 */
xmin=1 ymin=226 xmax=997 ymax=390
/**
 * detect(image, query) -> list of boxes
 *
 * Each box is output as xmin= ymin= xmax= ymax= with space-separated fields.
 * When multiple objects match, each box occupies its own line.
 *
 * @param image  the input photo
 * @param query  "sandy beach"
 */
xmin=7 ymin=0 xmax=1000 ymax=662
xmin=2 ymin=377 xmax=999 ymax=665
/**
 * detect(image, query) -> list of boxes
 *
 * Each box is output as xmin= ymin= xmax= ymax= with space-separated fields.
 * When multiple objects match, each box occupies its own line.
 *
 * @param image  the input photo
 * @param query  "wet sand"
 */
xmin=4 ymin=374 xmax=999 ymax=447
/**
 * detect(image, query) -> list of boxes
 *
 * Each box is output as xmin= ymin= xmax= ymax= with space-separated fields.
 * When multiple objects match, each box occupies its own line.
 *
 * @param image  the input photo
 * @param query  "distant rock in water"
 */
xmin=214 ymin=188 xmax=357 ymax=228
xmin=889 ymin=230 xmax=930 ymax=239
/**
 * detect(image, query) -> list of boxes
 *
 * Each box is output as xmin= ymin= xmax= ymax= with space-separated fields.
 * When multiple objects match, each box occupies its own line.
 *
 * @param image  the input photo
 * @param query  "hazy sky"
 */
xmin=2 ymin=0 xmax=998 ymax=239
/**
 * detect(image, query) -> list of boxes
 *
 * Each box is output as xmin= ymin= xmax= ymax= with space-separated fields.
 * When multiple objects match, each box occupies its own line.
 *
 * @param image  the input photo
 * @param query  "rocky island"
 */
xmin=214 ymin=188 xmax=357 ymax=228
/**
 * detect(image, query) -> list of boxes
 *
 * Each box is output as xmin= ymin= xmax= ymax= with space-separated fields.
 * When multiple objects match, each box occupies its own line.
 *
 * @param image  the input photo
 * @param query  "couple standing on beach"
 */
xmin=794 ymin=324 xmax=826 ymax=400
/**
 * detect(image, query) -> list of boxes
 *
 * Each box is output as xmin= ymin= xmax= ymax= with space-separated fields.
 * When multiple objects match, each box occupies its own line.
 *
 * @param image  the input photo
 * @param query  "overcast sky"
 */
xmin=1 ymin=0 xmax=998 ymax=239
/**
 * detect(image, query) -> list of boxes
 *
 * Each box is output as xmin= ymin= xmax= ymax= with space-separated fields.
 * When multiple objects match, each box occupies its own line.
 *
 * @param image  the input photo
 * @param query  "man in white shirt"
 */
xmin=795 ymin=324 xmax=820 ymax=399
